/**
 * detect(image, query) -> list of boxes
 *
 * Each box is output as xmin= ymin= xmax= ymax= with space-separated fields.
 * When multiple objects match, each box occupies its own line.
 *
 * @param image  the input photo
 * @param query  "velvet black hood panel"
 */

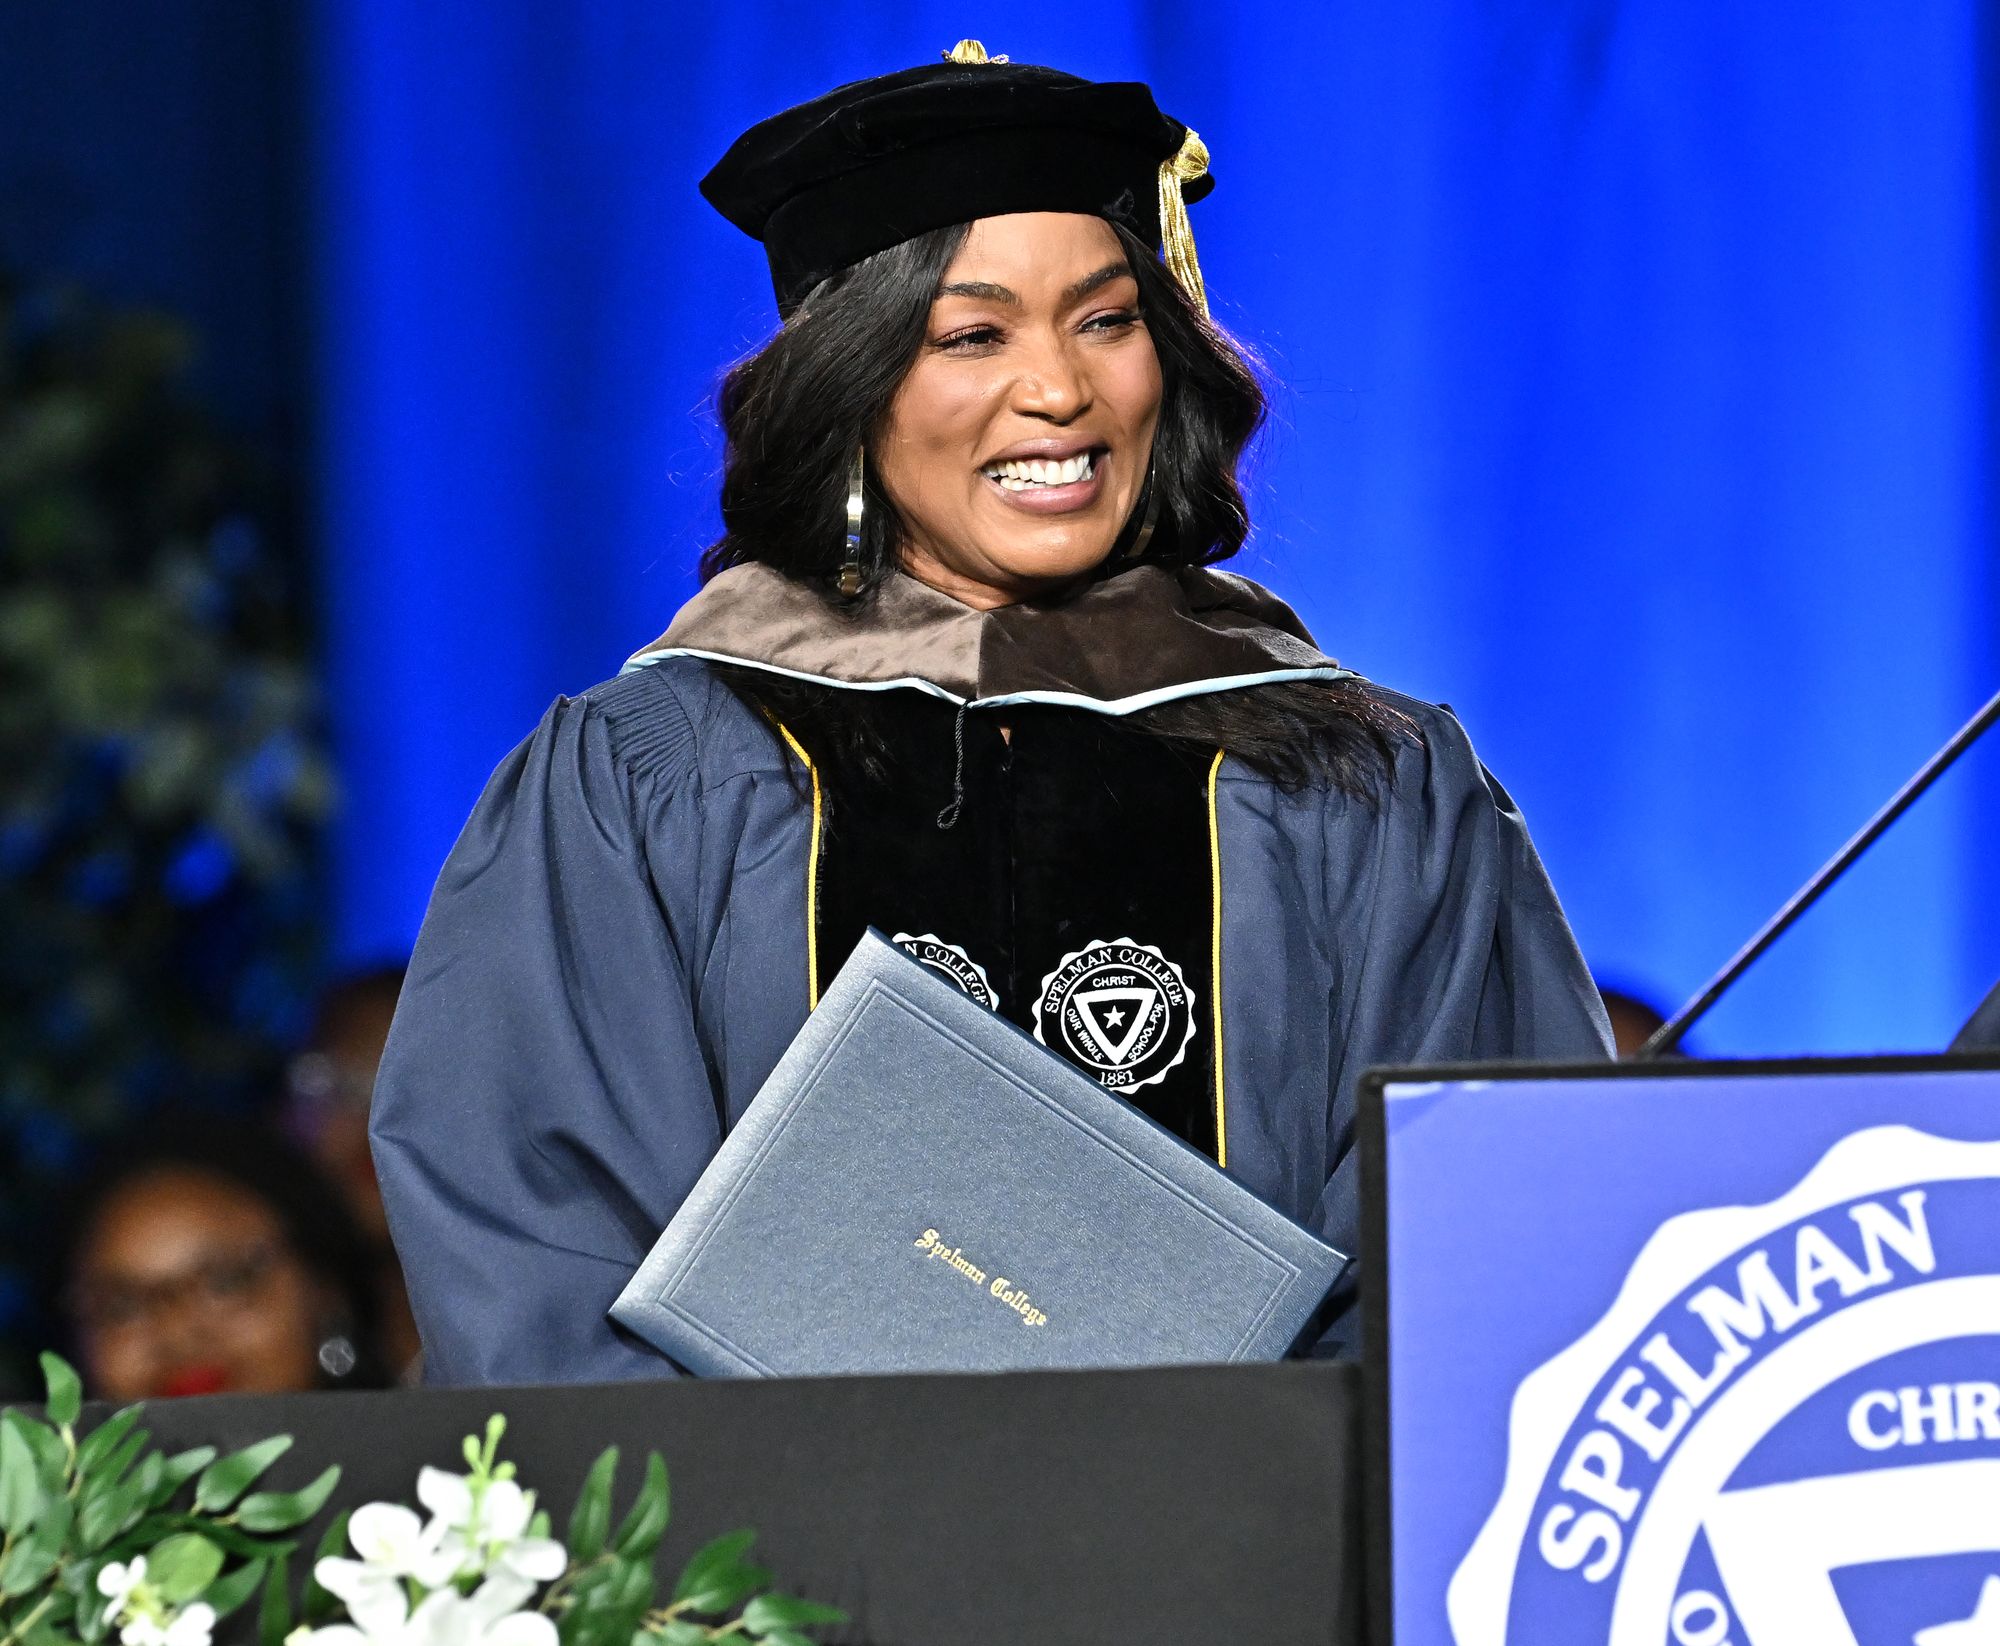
xmin=626 ymin=563 xmax=1348 ymax=713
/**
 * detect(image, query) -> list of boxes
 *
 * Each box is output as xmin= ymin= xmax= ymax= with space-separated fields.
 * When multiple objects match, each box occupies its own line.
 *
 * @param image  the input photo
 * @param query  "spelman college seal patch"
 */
xmin=1034 ymin=938 xmax=1196 ymax=1093
xmin=1449 ymin=1126 xmax=2000 ymax=1646
xmin=890 ymin=933 xmax=998 ymax=1010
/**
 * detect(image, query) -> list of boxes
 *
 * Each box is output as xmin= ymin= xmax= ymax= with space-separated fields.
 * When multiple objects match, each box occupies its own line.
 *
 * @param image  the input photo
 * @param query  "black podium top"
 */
xmin=108 ymin=1361 xmax=1366 ymax=1646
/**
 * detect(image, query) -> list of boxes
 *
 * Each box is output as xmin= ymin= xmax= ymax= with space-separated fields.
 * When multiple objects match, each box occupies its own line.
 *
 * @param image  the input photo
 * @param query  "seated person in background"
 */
xmin=285 ymin=964 xmax=422 ymax=1380
xmin=50 ymin=1115 xmax=390 ymax=1400
xmin=1597 ymin=982 xmax=1673 ymax=1060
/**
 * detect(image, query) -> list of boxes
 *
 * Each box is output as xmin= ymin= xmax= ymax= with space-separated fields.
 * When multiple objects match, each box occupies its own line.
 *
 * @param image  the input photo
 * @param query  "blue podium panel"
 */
xmin=1364 ymin=1057 xmax=2000 ymax=1646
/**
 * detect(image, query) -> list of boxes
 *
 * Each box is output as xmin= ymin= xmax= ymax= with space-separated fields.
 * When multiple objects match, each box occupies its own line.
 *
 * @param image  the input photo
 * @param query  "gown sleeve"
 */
xmin=1311 ymin=699 xmax=1612 ymax=1350
xmin=369 ymin=683 xmax=720 ymax=1386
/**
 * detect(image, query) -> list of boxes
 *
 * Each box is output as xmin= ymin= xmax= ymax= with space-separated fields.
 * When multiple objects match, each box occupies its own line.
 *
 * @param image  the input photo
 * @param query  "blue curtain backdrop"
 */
xmin=310 ymin=3 xmax=2000 ymax=1055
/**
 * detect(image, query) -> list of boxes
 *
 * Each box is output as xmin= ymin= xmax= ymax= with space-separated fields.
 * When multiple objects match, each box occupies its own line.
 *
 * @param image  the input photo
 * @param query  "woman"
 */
xmin=373 ymin=44 xmax=1611 ymax=1385
xmin=54 ymin=1115 xmax=390 ymax=1399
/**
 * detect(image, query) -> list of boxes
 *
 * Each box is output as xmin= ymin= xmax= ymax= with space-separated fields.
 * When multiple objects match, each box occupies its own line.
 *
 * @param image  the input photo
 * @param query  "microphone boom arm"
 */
xmin=1639 ymin=683 xmax=2000 ymax=1059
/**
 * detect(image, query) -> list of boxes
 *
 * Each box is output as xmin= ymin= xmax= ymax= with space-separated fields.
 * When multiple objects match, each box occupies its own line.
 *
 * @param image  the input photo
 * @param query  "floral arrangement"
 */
xmin=0 ymin=1357 xmax=846 ymax=1646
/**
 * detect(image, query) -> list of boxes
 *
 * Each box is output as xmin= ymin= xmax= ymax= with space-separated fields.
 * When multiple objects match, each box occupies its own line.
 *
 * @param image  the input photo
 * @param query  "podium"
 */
xmin=1364 ymin=1052 xmax=2000 ymax=1646
xmin=114 ymin=1360 xmax=1369 ymax=1646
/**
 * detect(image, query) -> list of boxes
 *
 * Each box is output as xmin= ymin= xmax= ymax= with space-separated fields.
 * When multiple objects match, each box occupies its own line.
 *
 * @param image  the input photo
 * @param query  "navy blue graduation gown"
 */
xmin=371 ymin=656 xmax=1611 ymax=1384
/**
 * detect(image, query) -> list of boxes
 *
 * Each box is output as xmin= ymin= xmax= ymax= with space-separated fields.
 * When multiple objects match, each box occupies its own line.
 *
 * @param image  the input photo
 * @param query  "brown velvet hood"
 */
xmin=625 ymin=563 xmax=1346 ymax=712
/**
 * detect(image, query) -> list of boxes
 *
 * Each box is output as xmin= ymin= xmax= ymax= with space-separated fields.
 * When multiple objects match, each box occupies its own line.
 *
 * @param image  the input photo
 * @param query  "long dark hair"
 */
xmin=702 ymin=221 xmax=1414 ymax=796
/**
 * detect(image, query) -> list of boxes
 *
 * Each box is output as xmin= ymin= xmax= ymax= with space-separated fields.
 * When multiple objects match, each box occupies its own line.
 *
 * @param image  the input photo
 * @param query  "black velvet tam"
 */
xmin=701 ymin=53 xmax=1214 ymax=314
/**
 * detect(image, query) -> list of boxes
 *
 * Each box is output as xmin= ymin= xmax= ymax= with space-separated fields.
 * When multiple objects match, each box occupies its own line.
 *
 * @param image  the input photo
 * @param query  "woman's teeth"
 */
xmin=983 ymin=452 xmax=1095 ymax=490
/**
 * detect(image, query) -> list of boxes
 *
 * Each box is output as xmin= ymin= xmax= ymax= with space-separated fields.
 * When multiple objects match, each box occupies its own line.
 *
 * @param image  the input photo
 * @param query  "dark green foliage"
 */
xmin=0 ymin=1367 xmax=842 ymax=1646
xmin=0 ymin=1356 xmax=332 ymax=1646
xmin=0 ymin=275 xmax=331 ymax=1387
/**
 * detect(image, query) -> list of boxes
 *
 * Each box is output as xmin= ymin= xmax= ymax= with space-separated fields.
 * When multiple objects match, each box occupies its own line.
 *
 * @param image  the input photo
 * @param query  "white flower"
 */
xmin=489 ymin=1534 xmax=565 ymax=1591
xmin=120 ymin=1603 xmax=214 ymax=1646
xmin=292 ymin=1577 xmax=556 ymax=1646
xmin=415 ymin=1470 xmax=562 ymax=1591
xmin=415 ymin=1468 xmax=474 ymax=1531
xmin=165 ymin=1603 xmax=216 ymax=1646
xmin=349 ymin=1502 xmax=461 ymax=1588
xmin=313 ymin=1556 xmax=414 ymax=1642
xmin=98 ymin=1558 xmax=148 ymax=1611
xmin=313 ymin=1496 xmax=466 ymax=1635
xmin=438 ymin=1580 xmax=558 ymax=1646
xmin=102 ymin=1558 xmax=210 ymax=1646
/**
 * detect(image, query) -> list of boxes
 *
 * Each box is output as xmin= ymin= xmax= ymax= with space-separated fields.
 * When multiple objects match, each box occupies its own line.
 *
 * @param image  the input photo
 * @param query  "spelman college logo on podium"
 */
xmin=1450 ymin=1128 xmax=2000 ymax=1645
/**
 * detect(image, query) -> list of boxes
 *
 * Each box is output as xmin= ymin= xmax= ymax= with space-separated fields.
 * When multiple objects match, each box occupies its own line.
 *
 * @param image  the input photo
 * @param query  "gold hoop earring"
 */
xmin=839 ymin=446 xmax=866 ymax=597
xmin=1122 ymin=466 xmax=1161 ymax=560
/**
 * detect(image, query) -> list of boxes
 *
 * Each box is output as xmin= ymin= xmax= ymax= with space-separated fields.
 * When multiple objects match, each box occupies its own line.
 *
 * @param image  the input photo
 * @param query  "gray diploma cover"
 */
xmin=612 ymin=931 xmax=1349 ymax=1376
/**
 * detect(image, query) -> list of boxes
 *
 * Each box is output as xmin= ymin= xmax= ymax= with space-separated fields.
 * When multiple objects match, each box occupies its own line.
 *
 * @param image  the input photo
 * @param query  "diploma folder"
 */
xmin=612 ymin=931 xmax=1348 ymax=1377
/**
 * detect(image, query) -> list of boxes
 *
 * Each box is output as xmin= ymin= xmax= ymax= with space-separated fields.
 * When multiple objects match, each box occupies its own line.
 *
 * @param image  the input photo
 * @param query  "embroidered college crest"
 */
xmin=1033 ymin=938 xmax=1196 ymax=1092
xmin=890 ymin=932 xmax=998 ymax=1009
xmin=1449 ymin=1125 xmax=2000 ymax=1646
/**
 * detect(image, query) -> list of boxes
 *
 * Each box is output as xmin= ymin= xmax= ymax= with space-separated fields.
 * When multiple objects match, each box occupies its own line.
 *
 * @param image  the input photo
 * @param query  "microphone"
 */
xmin=1639 ymin=683 xmax=2000 ymax=1059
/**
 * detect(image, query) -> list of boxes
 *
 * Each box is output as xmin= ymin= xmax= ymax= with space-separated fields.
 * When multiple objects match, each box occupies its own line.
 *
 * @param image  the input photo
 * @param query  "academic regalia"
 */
xmin=373 ymin=40 xmax=1611 ymax=1384
xmin=371 ymin=564 xmax=1612 ymax=1385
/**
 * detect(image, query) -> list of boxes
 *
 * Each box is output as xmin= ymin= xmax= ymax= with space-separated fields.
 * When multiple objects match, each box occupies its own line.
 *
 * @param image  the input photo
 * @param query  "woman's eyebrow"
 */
xmin=1062 ymin=263 xmax=1132 ymax=304
xmin=933 ymin=263 xmax=1135 ymax=308
xmin=937 ymin=279 xmax=1018 ymax=304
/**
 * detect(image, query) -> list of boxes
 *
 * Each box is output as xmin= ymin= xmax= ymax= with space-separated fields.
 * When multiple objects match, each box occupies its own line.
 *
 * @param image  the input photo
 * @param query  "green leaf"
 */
xmin=611 ymin=1455 xmax=670 ymax=1560
xmin=138 ymin=1515 xmax=293 ymax=1561
xmin=151 ymin=1448 xmax=217 ymax=1509
xmin=91 ymin=1431 xmax=150 ymax=1492
xmin=148 ymin=1533 xmax=225 ymax=1604
xmin=194 ymin=1436 xmax=292 ymax=1513
xmin=740 ymin=1595 xmax=847 ymax=1633
xmin=120 ymin=1456 xmax=163 ymax=1537
xmin=258 ymin=1551 xmax=292 ymax=1646
xmin=31 ymin=1590 xmax=76 ymax=1627
xmin=567 ymin=1446 xmax=618 ymax=1563
xmin=202 ymin=1558 xmax=268 ymax=1621
xmin=235 ymin=1465 xmax=339 ymax=1532
xmin=0 ymin=1538 xmax=57 ymax=1596
xmin=670 ymin=1529 xmax=766 ymax=1616
xmin=1 ymin=1497 xmax=71 ymax=1596
xmin=40 ymin=1355 xmax=82 ymax=1429
xmin=77 ymin=1575 xmax=115 ymax=1642
xmin=75 ymin=1408 xmax=144 ymax=1476
xmin=648 ymin=1625 xmax=708 ymax=1646
xmin=77 ymin=1452 xmax=160 ymax=1554
xmin=756 ymin=1632 xmax=815 ymax=1646
xmin=4 ymin=1412 xmax=68 ymax=1494
xmin=561 ymin=1555 xmax=654 ymax=1646
xmin=0 ymin=1419 xmax=44 ymax=1535
xmin=300 ymin=1511 xmax=350 ymax=1624
xmin=24 ymin=1618 xmax=81 ymax=1646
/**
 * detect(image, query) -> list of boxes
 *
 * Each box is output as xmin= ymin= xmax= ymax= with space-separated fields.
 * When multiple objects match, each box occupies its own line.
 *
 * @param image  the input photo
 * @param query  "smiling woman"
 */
xmin=878 ymin=215 xmax=1162 ymax=605
xmin=368 ymin=41 xmax=1614 ymax=1386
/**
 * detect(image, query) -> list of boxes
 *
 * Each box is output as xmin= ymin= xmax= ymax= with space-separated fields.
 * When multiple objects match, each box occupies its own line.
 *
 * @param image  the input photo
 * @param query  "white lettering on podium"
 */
xmin=1535 ymin=1192 xmax=1935 ymax=1582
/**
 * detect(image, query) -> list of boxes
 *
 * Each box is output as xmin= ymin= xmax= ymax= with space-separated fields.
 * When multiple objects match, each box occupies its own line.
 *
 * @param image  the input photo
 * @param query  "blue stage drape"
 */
xmin=310 ymin=3 xmax=2000 ymax=1055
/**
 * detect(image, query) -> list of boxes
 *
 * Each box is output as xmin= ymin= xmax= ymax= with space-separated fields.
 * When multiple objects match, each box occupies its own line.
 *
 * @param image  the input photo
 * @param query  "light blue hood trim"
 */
xmin=621 ymin=645 xmax=1356 ymax=716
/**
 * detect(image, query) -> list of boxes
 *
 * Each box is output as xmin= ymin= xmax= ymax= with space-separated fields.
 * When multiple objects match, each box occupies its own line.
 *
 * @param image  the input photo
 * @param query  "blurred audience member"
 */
xmin=53 ymin=1116 xmax=390 ymax=1400
xmin=285 ymin=964 xmax=421 ymax=1379
xmin=1598 ymin=983 xmax=1672 ymax=1060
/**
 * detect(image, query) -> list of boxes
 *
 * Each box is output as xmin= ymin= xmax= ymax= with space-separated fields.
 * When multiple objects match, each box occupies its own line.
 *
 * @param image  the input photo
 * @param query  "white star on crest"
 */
xmin=1104 ymin=1007 xmax=1126 ymax=1027
xmin=1918 ymin=1577 xmax=2000 ymax=1646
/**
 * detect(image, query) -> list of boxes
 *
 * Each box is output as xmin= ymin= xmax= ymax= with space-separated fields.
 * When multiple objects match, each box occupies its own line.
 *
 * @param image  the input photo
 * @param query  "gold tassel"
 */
xmin=944 ymin=39 xmax=1007 ymax=64
xmin=1158 ymin=128 xmax=1211 ymax=317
